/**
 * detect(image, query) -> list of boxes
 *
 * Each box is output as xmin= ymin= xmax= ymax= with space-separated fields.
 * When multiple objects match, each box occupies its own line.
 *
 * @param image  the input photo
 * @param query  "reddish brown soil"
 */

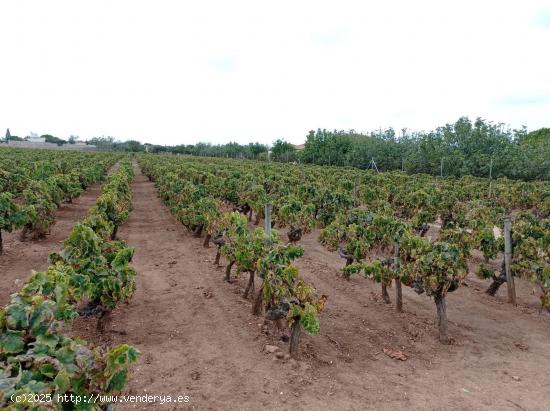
xmin=0 ymin=180 xmax=107 ymax=306
xmin=67 ymin=165 xmax=550 ymax=411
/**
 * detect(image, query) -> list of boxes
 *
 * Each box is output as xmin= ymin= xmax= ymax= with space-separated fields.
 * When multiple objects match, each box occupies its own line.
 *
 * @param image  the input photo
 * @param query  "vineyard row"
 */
xmin=1 ymin=159 xmax=139 ymax=409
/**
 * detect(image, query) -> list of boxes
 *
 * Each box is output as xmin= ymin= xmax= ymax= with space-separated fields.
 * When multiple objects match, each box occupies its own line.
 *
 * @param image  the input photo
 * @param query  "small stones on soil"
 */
xmin=383 ymin=347 xmax=408 ymax=361
xmin=264 ymin=344 xmax=292 ymax=361
xmin=514 ymin=342 xmax=529 ymax=351
xmin=264 ymin=344 xmax=279 ymax=354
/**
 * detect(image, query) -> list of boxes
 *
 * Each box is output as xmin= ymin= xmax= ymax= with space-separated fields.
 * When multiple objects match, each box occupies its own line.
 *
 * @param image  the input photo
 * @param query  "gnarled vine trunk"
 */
xmin=486 ymin=259 xmax=507 ymax=296
xmin=19 ymin=224 xmax=29 ymax=241
xmin=193 ymin=226 xmax=203 ymax=237
xmin=214 ymin=251 xmax=221 ymax=266
xmin=203 ymin=234 xmax=211 ymax=248
xmin=225 ymin=260 xmax=235 ymax=282
xmin=0 ymin=230 xmax=3 ymax=255
xmin=287 ymin=227 xmax=303 ymax=243
xmin=111 ymin=225 xmax=118 ymax=240
xmin=338 ymin=247 xmax=354 ymax=279
xmin=434 ymin=294 xmax=450 ymax=344
xmin=289 ymin=320 xmax=302 ymax=356
xmin=395 ymin=278 xmax=403 ymax=312
xmin=97 ymin=309 xmax=112 ymax=333
xmin=381 ymin=282 xmax=391 ymax=304
xmin=252 ymin=280 xmax=264 ymax=316
xmin=244 ymin=270 xmax=255 ymax=299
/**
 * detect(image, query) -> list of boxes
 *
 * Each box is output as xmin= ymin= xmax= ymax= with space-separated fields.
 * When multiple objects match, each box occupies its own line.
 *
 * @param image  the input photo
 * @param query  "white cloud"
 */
xmin=1 ymin=0 xmax=549 ymax=145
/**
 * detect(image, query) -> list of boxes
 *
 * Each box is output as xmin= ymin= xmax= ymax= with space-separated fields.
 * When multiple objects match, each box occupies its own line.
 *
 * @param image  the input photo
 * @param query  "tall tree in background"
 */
xmin=271 ymin=139 xmax=297 ymax=162
xmin=41 ymin=135 xmax=67 ymax=145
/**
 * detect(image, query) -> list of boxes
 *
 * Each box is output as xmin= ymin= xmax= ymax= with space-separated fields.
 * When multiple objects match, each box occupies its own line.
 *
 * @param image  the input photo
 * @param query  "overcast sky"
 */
xmin=1 ymin=0 xmax=549 ymax=145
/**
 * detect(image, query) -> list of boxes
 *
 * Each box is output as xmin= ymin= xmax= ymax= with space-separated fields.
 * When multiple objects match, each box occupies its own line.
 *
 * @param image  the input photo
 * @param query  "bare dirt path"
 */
xmin=71 ymin=166 xmax=550 ymax=411
xmin=0 ymin=163 xmax=118 ymax=306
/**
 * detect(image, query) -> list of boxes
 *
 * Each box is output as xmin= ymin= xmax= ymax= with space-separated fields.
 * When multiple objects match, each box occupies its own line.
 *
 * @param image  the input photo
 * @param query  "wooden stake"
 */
xmin=488 ymin=157 xmax=493 ymax=198
xmin=504 ymin=217 xmax=516 ymax=305
xmin=264 ymin=203 xmax=272 ymax=244
xmin=394 ymin=243 xmax=402 ymax=312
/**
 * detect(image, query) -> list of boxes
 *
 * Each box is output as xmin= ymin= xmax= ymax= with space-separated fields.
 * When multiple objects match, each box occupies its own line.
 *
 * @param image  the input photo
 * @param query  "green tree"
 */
xmin=42 ymin=134 xmax=67 ymax=145
xmin=271 ymin=139 xmax=296 ymax=162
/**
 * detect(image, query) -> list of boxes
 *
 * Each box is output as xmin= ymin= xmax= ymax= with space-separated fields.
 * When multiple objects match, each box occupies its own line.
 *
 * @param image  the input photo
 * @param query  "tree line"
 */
xmin=186 ymin=117 xmax=548 ymax=181
xmin=157 ymin=117 xmax=548 ymax=181
xmin=286 ymin=117 xmax=549 ymax=181
xmin=6 ymin=117 xmax=547 ymax=180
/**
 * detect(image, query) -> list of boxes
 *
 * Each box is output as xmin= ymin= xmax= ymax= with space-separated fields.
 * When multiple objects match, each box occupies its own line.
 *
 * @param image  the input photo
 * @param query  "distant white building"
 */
xmin=26 ymin=132 xmax=45 ymax=143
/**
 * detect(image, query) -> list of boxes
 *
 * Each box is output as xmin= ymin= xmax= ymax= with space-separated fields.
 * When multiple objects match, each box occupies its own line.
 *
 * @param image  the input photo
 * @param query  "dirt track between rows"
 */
xmin=69 ymin=164 xmax=550 ymax=411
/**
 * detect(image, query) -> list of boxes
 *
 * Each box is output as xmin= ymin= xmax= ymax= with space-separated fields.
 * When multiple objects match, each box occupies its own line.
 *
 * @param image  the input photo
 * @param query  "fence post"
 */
xmin=394 ymin=242 xmax=402 ymax=312
xmin=488 ymin=157 xmax=493 ymax=198
xmin=504 ymin=217 xmax=516 ymax=305
xmin=253 ymin=203 xmax=273 ymax=316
